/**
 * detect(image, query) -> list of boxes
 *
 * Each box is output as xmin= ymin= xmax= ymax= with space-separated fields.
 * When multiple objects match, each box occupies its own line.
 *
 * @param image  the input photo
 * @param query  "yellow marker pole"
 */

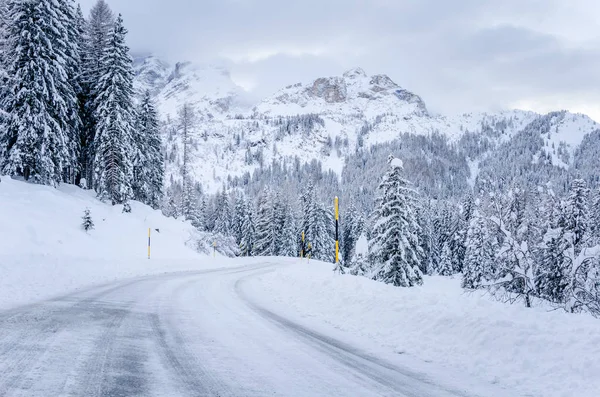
xmin=301 ymin=231 xmax=305 ymax=258
xmin=148 ymin=228 xmax=151 ymax=260
xmin=335 ymin=196 xmax=339 ymax=264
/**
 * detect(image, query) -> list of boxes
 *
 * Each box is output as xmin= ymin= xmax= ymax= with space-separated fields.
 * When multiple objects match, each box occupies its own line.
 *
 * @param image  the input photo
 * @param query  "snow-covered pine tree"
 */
xmin=349 ymin=233 xmax=370 ymax=276
xmin=462 ymin=211 xmax=494 ymax=289
xmin=1 ymin=0 xmax=76 ymax=185
xmin=80 ymin=0 xmax=114 ymax=185
xmin=280 ymin=201 xmax=298 ymax=257
xmin=455 ymin=193 xmax=475 ymax=272
xmin=92 ymin=14 xmax=135 ymax=205
xmin=134 ymin=91 xmax=163 ymax=208
xmin=438 ymin=241 xmax=453 ymax=276
xmin=368 ymin=156 xmax=424 ymax=287
xmin=313 ymin=203 xmax=336 ymax=262
xmin=340 ymin=203 xmax=364 ymax=267
xmin=56 ymin=0 xmax=83 ymax=183
xmin=232 ymin=193 xmax=246 ymax=246
xmin=239 ymin=200 xmax=255 ymax=256
xmin=81 ymin=208 xmax=94 ymax=232
xmin=272 ymin=191 xmax=286 ymax=256
xmin=591 ymin=189 xmax=600 ymax=244
xmin=213 ymin=190 xmax=231 ymax=236
xmin=253 ymin=188 xmax=276 ymax=256
xmin=563 ymin=179 xmax=589 ymax=256
xmin=536 ymin=225 xmax=570 ymax=303
xmin=178 ymin=103 xmax=195 ymax=219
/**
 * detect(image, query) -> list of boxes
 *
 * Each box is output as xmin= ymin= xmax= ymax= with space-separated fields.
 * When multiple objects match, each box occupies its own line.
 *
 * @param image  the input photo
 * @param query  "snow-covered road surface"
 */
xmin=0 ymin=262 xmax=498 ymax=397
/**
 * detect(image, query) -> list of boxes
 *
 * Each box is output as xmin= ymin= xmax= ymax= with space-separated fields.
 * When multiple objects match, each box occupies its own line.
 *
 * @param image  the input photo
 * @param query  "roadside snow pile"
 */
xmin=0 ymin=177 xmax=224 ymax=310
xmin=246 ymin=261 xmax=600 ymax=397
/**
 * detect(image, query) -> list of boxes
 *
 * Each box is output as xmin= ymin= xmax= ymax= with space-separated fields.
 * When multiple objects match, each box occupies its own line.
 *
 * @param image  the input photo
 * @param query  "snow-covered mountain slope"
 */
xmin=132 ymin=55 xmax=600 ymax=192
xmin=133 ymin=54 xmax=252 ymax=120
xmin=0 ymin=176 xmax=226 ymax=310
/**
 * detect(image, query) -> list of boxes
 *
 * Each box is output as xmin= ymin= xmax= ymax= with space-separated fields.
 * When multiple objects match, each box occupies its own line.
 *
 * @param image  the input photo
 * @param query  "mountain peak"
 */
xmin=343 ymin=67 xmax=367 ymax=79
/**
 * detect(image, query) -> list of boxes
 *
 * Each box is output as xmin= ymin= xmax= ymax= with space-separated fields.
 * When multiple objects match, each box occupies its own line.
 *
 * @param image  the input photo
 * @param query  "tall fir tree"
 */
xmin=368 ymin=156 xmax=424 ymax=287
xmin=253 ymin=188 xmax=277 ymax=256
xmin=462 ymin=212 xmax=494 ymax=289
xmin=80 ymin=0 xmax=114 ymax=185
xmin=178 ymin=103 xmax=196 ymax=220
xmin=1 ymin=0 xmax=77 ymax=185
xmin=563 ymin=179 xmax=589 ymax=256
xmin=134 ymin=91 xmax=163 ymax=208
xmin=280 ymin=201 xmax=298 ymax=257
xmin=239 ymin=200 xmax=255 ymax=257
xmin=92 ymin=14 xmax=135 ymax=204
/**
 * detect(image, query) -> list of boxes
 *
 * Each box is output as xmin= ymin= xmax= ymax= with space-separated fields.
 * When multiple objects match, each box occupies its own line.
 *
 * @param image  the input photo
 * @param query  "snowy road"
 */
xmin=0 ymin=262 xmax=493 ymax=397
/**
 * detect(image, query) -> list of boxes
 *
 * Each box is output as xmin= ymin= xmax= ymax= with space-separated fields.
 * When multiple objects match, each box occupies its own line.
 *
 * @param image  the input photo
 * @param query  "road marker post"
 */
xmin=148 ymin=228 xmax=151 ymax=259
xmin=335 ymin=196 xmax=339 ymax=264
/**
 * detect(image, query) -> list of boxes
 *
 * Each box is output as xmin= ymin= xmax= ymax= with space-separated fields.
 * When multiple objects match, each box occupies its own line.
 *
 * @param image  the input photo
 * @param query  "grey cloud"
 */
xmin=78 ymin=0 xmax=600 ymax=120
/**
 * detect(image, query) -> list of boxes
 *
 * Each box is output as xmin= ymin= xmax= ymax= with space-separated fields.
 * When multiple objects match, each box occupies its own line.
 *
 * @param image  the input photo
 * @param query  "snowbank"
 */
xmin=246 ymin=261 xmax=600 ymax=397
xmin=0 ymin=177 xmax=232 ymax=310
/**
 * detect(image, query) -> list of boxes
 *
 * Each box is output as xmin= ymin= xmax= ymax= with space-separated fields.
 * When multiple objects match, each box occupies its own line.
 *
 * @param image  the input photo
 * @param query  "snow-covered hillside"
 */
xmin=132 ymin=55 xmax=600 ymax=193
xmin=0 ymin=176 xmax=229 ymax=310
xmin=245 ymin=260 xmax=600 ymax=397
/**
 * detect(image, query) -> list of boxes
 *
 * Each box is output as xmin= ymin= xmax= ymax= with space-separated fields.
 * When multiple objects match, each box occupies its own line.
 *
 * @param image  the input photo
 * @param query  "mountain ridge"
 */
xmin=132 ymin=54 xmax=600 ymax=193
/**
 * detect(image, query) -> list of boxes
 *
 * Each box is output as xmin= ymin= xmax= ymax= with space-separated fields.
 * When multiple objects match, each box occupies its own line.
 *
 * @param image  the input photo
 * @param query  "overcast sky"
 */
xmin=79 ymin=0 xmax=600 ymax=121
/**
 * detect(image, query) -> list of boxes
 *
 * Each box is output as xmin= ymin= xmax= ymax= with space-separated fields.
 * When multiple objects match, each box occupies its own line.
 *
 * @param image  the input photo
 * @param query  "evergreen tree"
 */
xmin=462 ymin=212 xmax=494 ymax=289
xmin=239 ymin=200 xmax=255 ymax=256
xmin=438 ymin=241 xmax=453 ymax=276
xmin=253 ymin=188 xmax=276 ymax=256
xmin=341 ymin=204 xmax=364 ymax=266
xmin=368 ymin=156 xmax=424 ymax=287
xmin=80 ymin=0 xmax=114 ymax=186
xmin=178 ymin=103 xmax=195 ymax=219
xmin=81 ymin=208 xmax=94 ymax=232
xmin=591 ymin=189 xmax=600 ymax=244
xmin=1 ymin=0 xmax=80 ymax=185
xmin=92 ymin=14 xmax=135 ymax=204
xmin=231 ymin=193 xmax=246 ymax=246
xmin=280 ymin=202 xmax=298 ymax=257
xmin=536 ymin=226 xmax=570 ymax=303
xmin=563 ymin=179 xmax=589 ymax=256
xmin=134 ymin=91 xmax=163 ymax=208
xmin=213 ymin=190 xmax=231 ymax=235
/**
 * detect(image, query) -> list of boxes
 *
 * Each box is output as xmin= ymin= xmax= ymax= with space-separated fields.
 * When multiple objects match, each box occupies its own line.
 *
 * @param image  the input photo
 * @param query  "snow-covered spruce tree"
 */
xmin=563 ymin=179 xmax=589 ymax=257
xmin=537 ymin=225 xmax=570 ymax=303
xmin=341 ymin=203 xmax=364 ymax=267
xmin=56 ymin=0 xmax=83 ymax=182
xmin=368 ymin=156 xmax=424 ymax=287
xmin=591 ymin=188 xmax=600 ymax=244
xmin=79 ymin=0 xmax=114 ymax=186
xmin=455 ymin=193 xmax=475 ymax=272
xmin=280 ymin=200 xmax=299 ymax=257
xmin=231 ymin=193 xmax=246 ymax=246
xmin=92 ymin=14 xmax=135 ymax=205
xmin=438 ymin=241 xmax=453 ymax=276
xmin=178 ymin=103 xmax=196 ymax=220
xmin=239 ymin=200 xmax=255 ymax=256
xmin=213 ymin=190 xmax=231 ymax=236
xmin=81 ymin=208 xmax=94 ymax=232
xmin=133 ymin=91 xmax=163 ymax=208
xmin=312 ymin=203 xmax=335 ymax=262
xmin=1 ymin=0 xmax=78 ymax=185
xmin=462 ymin=211 xmax=495 ymax=289
xmin=253 ymin=188 xmax=277 ymax=256
xmin=349 ymin=233 xmax=370 ymax=276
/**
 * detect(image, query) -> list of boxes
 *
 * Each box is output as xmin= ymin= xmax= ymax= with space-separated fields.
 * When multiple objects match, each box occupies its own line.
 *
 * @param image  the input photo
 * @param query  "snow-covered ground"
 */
xmin=0 ymin=177 xmax=234 ymax=310
xmin=245 ymin=260 xmax=600 ymax=397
